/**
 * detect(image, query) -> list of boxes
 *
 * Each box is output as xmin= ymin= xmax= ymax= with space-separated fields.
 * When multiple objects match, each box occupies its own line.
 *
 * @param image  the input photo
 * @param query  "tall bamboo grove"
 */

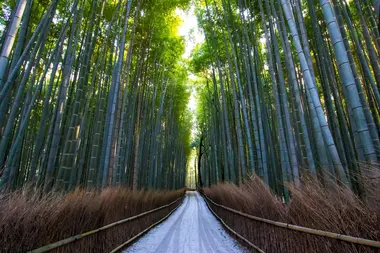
xmin=0 ymin=0 xmax=192 ymax=192
xmin=192 ymin=0 xmax=380 ymax=200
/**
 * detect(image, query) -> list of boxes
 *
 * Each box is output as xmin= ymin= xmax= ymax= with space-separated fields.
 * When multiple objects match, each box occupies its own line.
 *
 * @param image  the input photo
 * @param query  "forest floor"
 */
xmin=123 ymin=191 xmax=246 ymax=253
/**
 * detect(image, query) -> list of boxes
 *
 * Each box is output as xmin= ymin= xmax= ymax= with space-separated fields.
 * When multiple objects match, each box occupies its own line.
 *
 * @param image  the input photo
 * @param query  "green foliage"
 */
xmin=0 ymin=1 xmax=12 ymax=36
xmin=190 ymin=43 xmax=212 ymax=73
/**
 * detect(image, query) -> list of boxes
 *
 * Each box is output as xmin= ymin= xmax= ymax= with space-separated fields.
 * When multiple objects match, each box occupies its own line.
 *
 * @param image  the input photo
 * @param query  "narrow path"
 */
xmin=123 ymin=191 xmax=246 ymax=253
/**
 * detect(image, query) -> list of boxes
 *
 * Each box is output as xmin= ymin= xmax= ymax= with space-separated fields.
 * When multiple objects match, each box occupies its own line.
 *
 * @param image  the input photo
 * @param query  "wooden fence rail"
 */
xmin=202 ymin=193 xmax=380 ymax=249
xmin=27 ymin=195 xmax=184 ymax=253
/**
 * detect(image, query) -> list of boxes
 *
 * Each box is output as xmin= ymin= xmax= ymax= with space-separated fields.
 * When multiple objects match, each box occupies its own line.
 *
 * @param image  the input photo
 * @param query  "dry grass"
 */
xmin=203 ymin=171 xmax=380 ymax=253
xmin=0 ymin=187 xmax=185 ymax=253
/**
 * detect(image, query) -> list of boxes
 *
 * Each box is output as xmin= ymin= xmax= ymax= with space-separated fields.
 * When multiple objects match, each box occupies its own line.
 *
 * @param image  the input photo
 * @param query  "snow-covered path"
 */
xmin=123 ymin=191 xmax=246 ymax=253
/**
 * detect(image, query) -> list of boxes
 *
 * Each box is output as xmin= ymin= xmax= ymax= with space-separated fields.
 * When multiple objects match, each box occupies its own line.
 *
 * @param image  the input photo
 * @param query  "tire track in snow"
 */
xmin=196 ymin=195 xmax=217 ymax=253
xmin=123 ymin=191 xmax=246 ymax=253
xmin=172 ymin=192 xmax=197 ymax=253
xmin=154 ymin=196 xmax=191 ymax=252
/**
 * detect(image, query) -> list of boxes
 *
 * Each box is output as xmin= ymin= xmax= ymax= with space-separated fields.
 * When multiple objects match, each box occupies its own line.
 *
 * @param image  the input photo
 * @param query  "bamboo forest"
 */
xmin=1 ymin=0 xmax=380 ymax=252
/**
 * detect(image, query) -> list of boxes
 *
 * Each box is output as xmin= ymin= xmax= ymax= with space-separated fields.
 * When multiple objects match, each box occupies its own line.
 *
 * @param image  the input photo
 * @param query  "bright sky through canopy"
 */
xmin=176 ymin=3 xmax=204 ymax=114
xmin=176 ymin=4 xmax=205 ymax=59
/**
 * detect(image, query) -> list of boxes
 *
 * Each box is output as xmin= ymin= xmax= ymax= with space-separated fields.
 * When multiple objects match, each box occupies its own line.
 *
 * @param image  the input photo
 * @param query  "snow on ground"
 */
xmin=123 ymin=191 xmax=247 ymax=253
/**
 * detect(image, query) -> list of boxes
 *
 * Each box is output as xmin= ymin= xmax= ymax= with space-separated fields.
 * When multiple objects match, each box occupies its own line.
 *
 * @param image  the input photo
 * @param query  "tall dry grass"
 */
xmin=203 ymin=169 xmax=380 ymax=253
xmin=0 ymin=187 xmax=184 ymax=253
